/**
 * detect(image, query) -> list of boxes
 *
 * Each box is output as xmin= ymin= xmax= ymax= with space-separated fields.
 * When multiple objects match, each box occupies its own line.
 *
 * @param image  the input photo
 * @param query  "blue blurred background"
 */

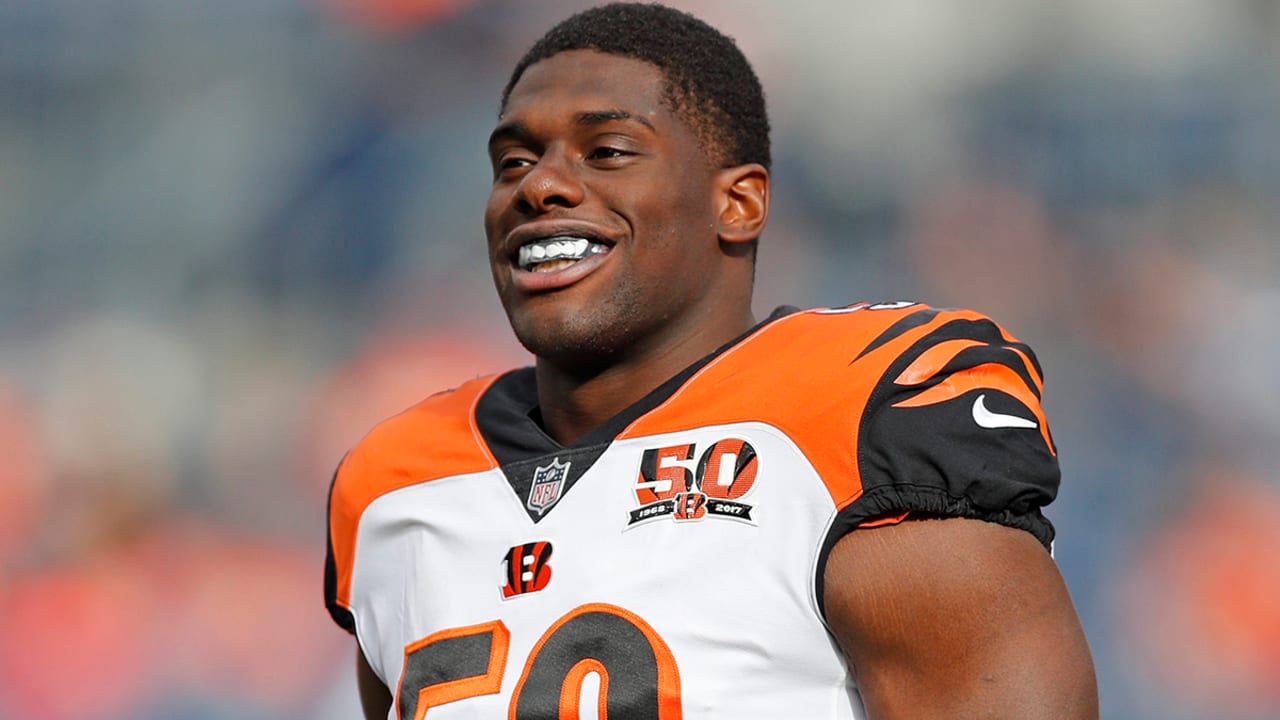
xmin=2 ymin=1 xmax=1278 ymax=718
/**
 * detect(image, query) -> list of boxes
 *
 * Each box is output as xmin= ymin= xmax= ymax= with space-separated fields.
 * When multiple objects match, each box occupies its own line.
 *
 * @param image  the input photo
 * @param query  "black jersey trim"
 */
xmin=854 ymin=308 xmax=941 ymax=361
xmin=475 ymin=368 xmax=554 ymax=464
xmin=813 ymin=486 xmax=1055 ymax=618
xmin=889 ymin=316 xmax=1043 ymax=396
xmin=324 ymin=461 xmax=356 ymax=634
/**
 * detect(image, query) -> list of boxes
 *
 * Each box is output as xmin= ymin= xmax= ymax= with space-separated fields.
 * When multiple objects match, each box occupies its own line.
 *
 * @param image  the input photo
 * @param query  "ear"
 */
xmin=713 ymin=163 xmax=770 ymax=244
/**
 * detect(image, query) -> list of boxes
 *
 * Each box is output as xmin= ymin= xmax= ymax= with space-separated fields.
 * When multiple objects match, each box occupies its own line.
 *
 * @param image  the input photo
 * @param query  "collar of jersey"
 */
xmin=475 ymin=305 xmax=800 ymax=465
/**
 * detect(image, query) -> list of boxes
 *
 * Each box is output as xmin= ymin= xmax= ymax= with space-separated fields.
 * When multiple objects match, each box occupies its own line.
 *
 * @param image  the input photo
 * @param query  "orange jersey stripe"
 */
xmin=894 ymin=338 xmax=985 ymax=385
xmin=893 ymin=362 xmax=1055 ymax=455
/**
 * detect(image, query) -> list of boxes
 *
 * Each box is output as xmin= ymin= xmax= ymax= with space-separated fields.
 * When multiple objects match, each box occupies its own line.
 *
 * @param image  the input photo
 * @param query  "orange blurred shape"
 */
xmin=298 ymin=331 xmax=519 ymax=498
xmin=0 ymin=567 xmax=152 ymax=720
xmin=0 ymin=381 xmax=48 ymax=571
xmin=1123 ymin=475 xmax=1280 ymax=707
xmin=330 ymin=0 xmax=479 ymax=33
xmin=1180 ymin=484 xmax=1280 ymax=686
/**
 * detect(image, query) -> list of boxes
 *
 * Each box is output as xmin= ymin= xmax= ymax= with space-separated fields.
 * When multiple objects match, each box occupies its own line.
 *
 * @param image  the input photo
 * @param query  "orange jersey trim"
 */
xmin=858 ymin=510 xmax=911 ymax=528
xmin=329 ymin=374 xmax=501 ymax=615
xmin=558 ymin=658 xmax=608 ymax=720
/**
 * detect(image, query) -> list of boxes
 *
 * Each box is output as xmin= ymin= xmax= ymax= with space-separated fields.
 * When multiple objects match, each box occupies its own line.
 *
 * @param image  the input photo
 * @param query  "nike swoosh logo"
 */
xmin=972 ymin=394 xmax=1038 ymax=429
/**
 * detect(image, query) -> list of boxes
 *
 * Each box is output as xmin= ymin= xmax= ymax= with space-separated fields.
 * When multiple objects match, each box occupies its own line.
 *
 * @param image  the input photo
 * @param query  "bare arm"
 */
xmin=823 ymin=516 xmax=1098 ymax=719
xmin=356 ymin=645 xmax=393 ymax=720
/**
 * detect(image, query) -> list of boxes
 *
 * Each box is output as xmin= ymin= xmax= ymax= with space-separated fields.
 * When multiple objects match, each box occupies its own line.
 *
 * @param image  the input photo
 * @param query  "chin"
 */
xmin=509 ymin=310 xmax=628 ymax=372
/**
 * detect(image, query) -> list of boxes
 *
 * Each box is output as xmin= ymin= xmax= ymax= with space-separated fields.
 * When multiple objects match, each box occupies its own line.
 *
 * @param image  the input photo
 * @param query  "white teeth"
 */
xmin=517 ymin=236 xmax=609 ymax=270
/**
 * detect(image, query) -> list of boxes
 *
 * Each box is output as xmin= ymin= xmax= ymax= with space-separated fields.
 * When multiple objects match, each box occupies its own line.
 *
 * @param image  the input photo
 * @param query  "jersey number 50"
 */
xmin=397 ymin=603 xmax=682 ymax=719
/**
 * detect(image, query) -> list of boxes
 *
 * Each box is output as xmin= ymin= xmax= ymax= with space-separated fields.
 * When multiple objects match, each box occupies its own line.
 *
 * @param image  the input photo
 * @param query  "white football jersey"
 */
xmin=326 ymin=304 xmax=1060 ymax=719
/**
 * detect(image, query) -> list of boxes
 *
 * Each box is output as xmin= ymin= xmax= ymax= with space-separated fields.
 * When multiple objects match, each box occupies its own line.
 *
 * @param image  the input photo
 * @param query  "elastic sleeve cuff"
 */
xmin=814 ymin=485 xmax=1055 ymax=619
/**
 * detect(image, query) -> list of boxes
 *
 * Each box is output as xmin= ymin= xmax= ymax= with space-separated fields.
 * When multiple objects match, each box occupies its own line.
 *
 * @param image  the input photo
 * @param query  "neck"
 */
xmin=534 ymin=307 xmax=756 ymax=445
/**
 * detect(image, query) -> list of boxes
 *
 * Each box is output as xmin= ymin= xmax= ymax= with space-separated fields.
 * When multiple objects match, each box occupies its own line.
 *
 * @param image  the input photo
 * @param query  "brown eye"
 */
xmin=587 ymin=146 xmax=631 ymax=160
xmin=493 ymin=154 xmax=535 ymax=180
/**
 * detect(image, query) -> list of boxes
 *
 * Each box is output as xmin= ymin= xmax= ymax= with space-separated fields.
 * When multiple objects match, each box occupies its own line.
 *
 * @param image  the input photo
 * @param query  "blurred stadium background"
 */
xmin=2 ymin=0 xmax=1278 ymax=718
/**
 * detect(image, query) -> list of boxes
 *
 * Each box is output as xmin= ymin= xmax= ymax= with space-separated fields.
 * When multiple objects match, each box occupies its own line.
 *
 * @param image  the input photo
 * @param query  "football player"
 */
xmin=326 ymin=4 xmax=1098 ymax=718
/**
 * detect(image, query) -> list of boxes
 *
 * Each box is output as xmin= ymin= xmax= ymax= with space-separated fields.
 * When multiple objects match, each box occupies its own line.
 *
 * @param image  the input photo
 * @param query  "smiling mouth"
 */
xmin=517 ymin=236 xmax=611 ymax=273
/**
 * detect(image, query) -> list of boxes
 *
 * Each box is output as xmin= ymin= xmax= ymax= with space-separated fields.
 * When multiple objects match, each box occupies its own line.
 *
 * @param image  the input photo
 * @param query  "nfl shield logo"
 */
xmin=527 ymin=458 xmax=570 ymax=516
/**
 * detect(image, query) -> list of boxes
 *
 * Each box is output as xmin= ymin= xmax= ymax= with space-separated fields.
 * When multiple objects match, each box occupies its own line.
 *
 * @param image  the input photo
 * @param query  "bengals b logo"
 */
xmin=501 ymin=541 xmax=553 ymax=599
xmin=673 ymin=491 xmax=707 ymax=521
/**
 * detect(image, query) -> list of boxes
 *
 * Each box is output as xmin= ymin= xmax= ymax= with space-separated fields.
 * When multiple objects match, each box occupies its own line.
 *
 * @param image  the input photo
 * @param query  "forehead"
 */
xmin=501 ymin=50 xmax=671 ymax=127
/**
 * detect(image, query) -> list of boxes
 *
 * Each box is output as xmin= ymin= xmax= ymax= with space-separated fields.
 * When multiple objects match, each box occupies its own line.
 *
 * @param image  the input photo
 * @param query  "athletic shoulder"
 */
xmin=756 ymin=303 xmax=1060 ymax=614
xmin=336 ymin=373 xmax=503 ymax=498
xmin=325 ymin=372 xmax=505 ymax=633
xmin=625 ymin=300 xmax=1058 ymax=544
xmin=809 ymin=301 xmax=1059 ymax=552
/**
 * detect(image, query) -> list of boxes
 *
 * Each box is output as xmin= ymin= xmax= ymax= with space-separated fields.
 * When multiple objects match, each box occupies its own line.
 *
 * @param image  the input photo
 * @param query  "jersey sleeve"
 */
xmin=835 ymin=310 xmax=1060 ymax=549
xmin=324 ymin=455 xmax=357 ymax=635
xmin=321 ymin=374 xmax=504 ymax=638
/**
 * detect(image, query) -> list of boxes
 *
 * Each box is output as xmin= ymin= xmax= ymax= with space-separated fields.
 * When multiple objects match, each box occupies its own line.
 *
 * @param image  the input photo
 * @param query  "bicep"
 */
xmin=823 ymin=516 xmax=1097 ymax=719
xmin=357 ymin=644 xmax=393 ymax=720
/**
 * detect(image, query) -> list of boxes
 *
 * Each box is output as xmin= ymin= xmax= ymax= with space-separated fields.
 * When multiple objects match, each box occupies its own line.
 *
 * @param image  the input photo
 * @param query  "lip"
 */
xmin=510 ymin=251 xmax=612 ymax=292
xmin=501 ymin=220 xmax=618 ymax=293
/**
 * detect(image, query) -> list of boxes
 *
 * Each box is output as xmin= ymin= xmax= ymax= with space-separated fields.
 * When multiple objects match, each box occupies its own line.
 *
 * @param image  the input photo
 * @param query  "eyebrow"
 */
xmin=488 ymin=109 xmax=655 ymax=151
xmin=488 ymin=121 xmax=530 ymax=153
xmin=575 ymin=109 xmax=655 ymax=131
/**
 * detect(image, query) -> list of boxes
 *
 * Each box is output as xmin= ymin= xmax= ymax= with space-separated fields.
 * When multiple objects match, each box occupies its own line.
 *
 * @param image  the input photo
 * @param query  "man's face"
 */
xmin=485 ymin=50 xmax=723 ymax=370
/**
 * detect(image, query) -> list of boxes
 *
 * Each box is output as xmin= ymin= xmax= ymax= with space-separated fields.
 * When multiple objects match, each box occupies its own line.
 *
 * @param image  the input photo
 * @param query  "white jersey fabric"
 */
xmin=325 ymin=304 xmax=1061 ymax=719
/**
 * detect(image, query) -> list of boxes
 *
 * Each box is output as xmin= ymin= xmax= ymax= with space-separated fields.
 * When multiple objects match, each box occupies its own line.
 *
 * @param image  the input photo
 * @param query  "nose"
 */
xmin=513 ymin=150 xmax=585 ymax=215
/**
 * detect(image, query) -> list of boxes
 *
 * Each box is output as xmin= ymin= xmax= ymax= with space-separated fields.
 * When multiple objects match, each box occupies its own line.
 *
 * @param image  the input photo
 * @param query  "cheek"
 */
xmin=483 ymin=192 xmax=508 ymax=253
xmin=642 ymin=177 xmax=716 ymax=248
xmin=668 ymin=165 xmax=717 ymax=220
xmin=634 ymin=174 xmax=700 ymax=225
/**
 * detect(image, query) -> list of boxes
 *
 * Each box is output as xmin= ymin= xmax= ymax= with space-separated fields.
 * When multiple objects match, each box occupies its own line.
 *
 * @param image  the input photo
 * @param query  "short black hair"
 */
xmin=501 ymin=2 xmax=771 ymax=170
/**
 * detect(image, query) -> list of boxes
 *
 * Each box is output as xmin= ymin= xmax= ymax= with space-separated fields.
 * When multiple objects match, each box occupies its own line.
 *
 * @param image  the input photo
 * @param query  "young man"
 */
xmin=325 ymin=4 xmax=1098 ymax=718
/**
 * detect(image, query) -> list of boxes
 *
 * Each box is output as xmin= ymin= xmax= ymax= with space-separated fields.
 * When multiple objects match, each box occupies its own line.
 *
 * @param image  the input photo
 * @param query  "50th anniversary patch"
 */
xmin=628 ymin=438 xmax=758 ymax=526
